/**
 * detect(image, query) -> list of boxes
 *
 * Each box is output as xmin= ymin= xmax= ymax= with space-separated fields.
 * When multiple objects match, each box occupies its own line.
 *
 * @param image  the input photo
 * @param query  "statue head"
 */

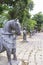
xmin=3 ymin=19 xmax=21 ymax=35
xmin=23 ymin=27 xmax=26 ymax=30
xmin=12 ymin=19 xmax=21 ymax=35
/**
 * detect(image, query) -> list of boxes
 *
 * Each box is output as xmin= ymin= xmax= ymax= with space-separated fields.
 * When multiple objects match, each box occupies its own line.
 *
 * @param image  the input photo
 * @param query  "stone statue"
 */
xmin=23 ymin=27 xmax=27 ymax=41
xmin=30 ymin=30 xmax=32 ymax=37
xmin=0 ymin=19 xmax=21 ymax=65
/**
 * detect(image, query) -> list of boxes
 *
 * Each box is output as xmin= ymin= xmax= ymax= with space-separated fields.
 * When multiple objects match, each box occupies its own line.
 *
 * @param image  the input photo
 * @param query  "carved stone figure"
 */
xmin=0 ymin=19 xmax=21 ymax=65
xmin=23 ymin=27 xmax=27 ymax=41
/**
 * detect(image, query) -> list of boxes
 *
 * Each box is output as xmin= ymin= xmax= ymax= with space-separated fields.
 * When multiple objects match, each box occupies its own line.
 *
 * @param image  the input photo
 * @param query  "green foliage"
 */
xmin=0 ymin=0 xmax=34 ymax=30
xmin=28 ymin=1 xmax=34 ymax=11
xmin=2 ymin=4 xmax=10 ymax=11
xmin=41 ymin=23 xmax=43 ymax=31
xmin=0 ymin=11 xmax=9 ymax=27
xmin=2 ymin=0 xmax=34 ymax=23
xmin=0 ymin=4 xmax=3 ymax=14
xmin=22 ymin=18 xmax=36 ymax=32
xmin=0 ymin=4 xmax=11 ymax=28
xmin=32 ymin=12 xmax=43 ymax=31
xmin=32 ymin=12 xmax=43 ymax=24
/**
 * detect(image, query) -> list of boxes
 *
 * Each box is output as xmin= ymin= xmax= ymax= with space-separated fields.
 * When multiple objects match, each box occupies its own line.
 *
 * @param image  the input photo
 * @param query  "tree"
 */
xmin=0 ymin=4 xmax=3 ymax=14
xmin=0 ymin=4 xmax=10 ymax=27
xmin=22 ymin=18 xmax=36 ymax=32
xmin=0 ymin=0 xmax=34 ymax=23
xmin=0 ymin=0 xmax=34 ymax=31
xmin=32 ymin=12 xmax=43 ymax=31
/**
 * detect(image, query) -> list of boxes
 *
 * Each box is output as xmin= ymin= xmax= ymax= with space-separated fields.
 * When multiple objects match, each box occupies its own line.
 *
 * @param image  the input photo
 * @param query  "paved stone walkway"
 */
xmin=16 ymin=32 xmax=43 ymax=65
xmin=0 ymin=32 xmax=43 ymax=65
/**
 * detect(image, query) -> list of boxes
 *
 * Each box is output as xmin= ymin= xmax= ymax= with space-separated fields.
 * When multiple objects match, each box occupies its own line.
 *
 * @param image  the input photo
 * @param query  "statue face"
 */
xmin=13 ymin=21 xmax=21 ymax=35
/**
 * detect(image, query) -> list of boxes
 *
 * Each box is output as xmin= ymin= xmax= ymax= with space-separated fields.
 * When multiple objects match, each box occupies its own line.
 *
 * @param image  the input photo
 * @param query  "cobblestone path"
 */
xmin=16 ymin=32 xmax=43 ymax=65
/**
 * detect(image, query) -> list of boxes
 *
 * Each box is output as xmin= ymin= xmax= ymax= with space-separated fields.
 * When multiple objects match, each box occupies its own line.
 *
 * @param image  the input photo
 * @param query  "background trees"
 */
xmin=0 ymin=0 xmax=43 ymax=32
xmin=0 ymin=0 xmax=34 ymax=31
xmin=32 ymin=12 xmax=43 ymax=31
xmin=0 ymin=0 xmax=34 ymax=20
xmin=22 ymin=18 xmax=36 ymax=32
